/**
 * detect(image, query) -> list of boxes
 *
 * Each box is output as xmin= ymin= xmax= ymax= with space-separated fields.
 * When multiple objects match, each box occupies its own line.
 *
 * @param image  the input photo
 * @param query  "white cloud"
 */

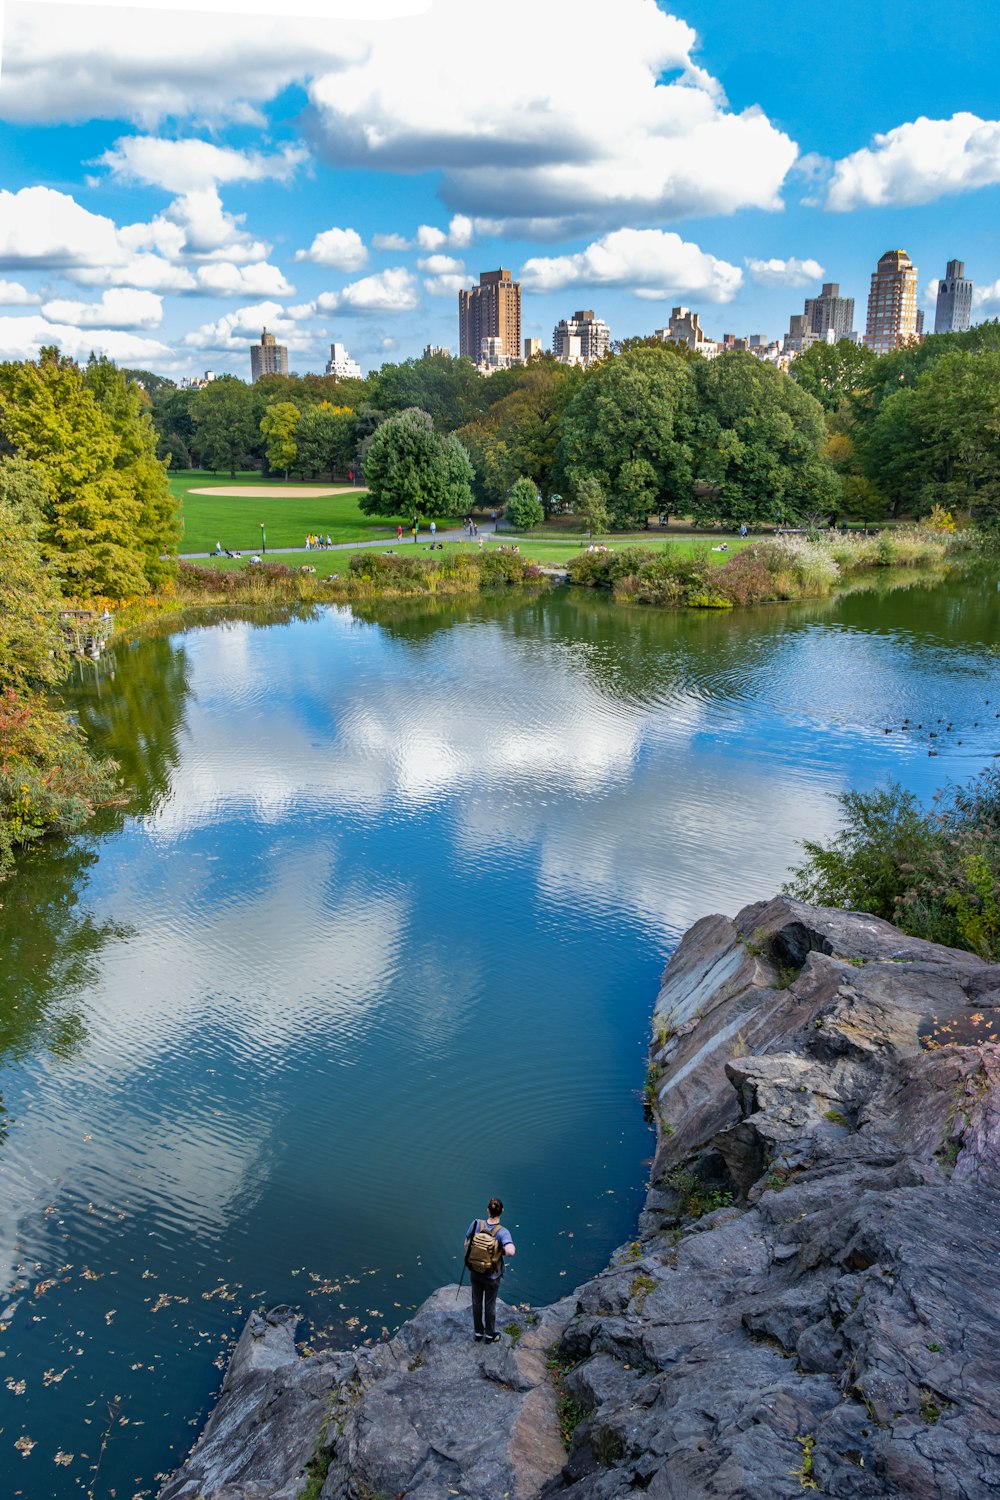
xmin=0 ymin=279 xmax=40 ymax=306
xmin=313 ymin=267 xmax=419 ymax=314
xmin=520 ymin=228 xmax=742 ymax=303
xmin=416 ymin=215 xmax=474 ymax=251
xmin=0 ymin=186 xmax=123 ymax=271
xmin=0 ymin=314 xmax=170 ymax=364
xmin=826 ymin=112 xmax=1000 ymax=211
xmin=974 ymin=280 xmax=1000 ymax=312
xmin=40 ymin=288 xmax=164 ymax=329
xmin=2 ymin=3 xmax=797 ymax=232
xmin=123 ymin=188 xmax=271 ymax=264
xmin=307 ymin=0 xmax=797 ymax=231
xmin=0 ymin=7 xmax=368 ymax=125
xmin=193 ymin=262 xmax=295 ymax=297
xmin=746 ymin=256 xmax=825 ymax=288
xmin=923 ymin=278 xmax=941 ymax=307
xmin=372 ymin=232 xmax=412 ymax=252
xmin=423 ymin=274 xmax=467 ymax=297
xmin=182 ymin=300 xmax=311 ymax=353
xmin=295 ymin=226 xmax=368 ymax=271
xmin=99 ymin=136 xmax=308 ymax=193
xmin=416 ymin=254 xmax=464 ymax=275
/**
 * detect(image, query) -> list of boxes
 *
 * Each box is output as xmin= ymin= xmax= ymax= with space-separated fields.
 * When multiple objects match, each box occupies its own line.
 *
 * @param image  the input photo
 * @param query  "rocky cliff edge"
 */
xmin=159 ymin=896 xmax=1000 ymax=1500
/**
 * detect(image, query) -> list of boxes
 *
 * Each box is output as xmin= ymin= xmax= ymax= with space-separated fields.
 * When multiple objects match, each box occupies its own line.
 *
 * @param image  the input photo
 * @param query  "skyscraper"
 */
xmin=864 ymin=250 xmax=919 ymax=354
xmin=250 ymin=327 xmax=288 ymax=381
xmin=803 ymin=282 xmax=855 ymax=342
xmin=325 ymin=341 xmax=362 ymax=379
xmin=458 ymin=269 xmax=521 ymax=365
xmin=552 ymin=309 xmax=610 ymax=364
xmin=934 ymin=260 xmax=973 ymax=334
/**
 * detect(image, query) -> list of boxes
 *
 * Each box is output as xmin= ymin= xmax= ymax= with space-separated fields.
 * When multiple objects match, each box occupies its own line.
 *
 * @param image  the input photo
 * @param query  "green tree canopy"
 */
xmin=505 ymin=476 xmax=544 ymax=530
xmin=260 ymin=401 xmax=300 ymax=479
xmin=0 ymin=458 xmax=70 ymax=692
xmin=359 ymin=408 xmax=474 ymax=518
xmin=457 ymin=360 xmax=581 ymax=512
xmin=369 ymin=353 xmax=487 ymax=431
xmin=190 ymin=377 xmax=261 ymax=475
xmin=789 ymin=339 xmax=878 ymax=412
xmin=293 ymin=404 xmax=357 ymax=479
xmin=0 ymin=348 xmax=156 ymax=598
xmin=691 ymin=353 xmax=837 ymax=527
xmin=557 ymin=346 xmax=697 ymax=529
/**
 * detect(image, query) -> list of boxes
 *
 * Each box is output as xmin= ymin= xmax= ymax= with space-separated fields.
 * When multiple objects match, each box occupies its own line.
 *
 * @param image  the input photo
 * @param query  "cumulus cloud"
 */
xmin=307 ymin=0 xmax=797 ymax=231
xmin=746 ymin=256 xmax=825 ymax=288
xmin=40 ymin=288 xmax=164 ymax=329
xmin=123 ymin=187 xmax=271 ymax=265
xmin=826 ymin=112 xmax=1000 ymax=211
xmin=0 ymin=314 xmax=170 ymax=363
xmin=520 ymin=229 xmax=742 ymax=303
xmin=99 ymin=136 xmax=308 ymax=193
xmin=309 ymin=267 xmax=419 ymax=314
xmin=0 ymin=6 xmax=368 ymax=124
xmin=416 ymin=215 xmax=474 ymax=251
xmin=2 ymin=3 xmax=797 ymax=233
xmin=974 ymin=280 xmax=1000 ymax=312
xmin=295 ymin=226 xmax=368 ymax=270
xmin=416 ymin=254 xmax=464 ymax=275
xmin=193 ymin=262 xmax=295 ymax=297
xmin=0 ymin=279 xmax=40 ymax=306
xmin=181 ymin=300 xmax=310 ymax=353
xmin=372 ymin=232 xmax=412 ymax=252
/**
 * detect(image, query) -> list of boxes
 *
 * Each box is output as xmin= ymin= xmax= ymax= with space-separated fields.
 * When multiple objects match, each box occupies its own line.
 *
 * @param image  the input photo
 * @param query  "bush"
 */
xmin=506 ymin=476 xmax=544 ymax=531
xmin=786 ymin=769 xmax=1000 ymax=960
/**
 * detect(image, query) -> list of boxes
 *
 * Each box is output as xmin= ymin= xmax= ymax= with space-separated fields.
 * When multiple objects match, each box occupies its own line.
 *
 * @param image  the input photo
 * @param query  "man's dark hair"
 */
xmin=488 ymin=1197 xmax=503 ymax=1217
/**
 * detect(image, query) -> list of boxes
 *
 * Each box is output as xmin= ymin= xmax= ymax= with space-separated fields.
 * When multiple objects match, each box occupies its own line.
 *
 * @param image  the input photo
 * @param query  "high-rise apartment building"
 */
xmin=864 ymin=250 xmax=919 ymax=354
xmin=552 ymin=309 xmax=610 ymax=365
xmin=458 ymin=269 xmax=521 ymax=365
xmin=250 ymin=327 xmax=288 ymax=382
xmin=325 ymin=341 xmax=362 ymax=379
xmin=803 ymin=282 xmax=855 ymax=342
xmin=655 ymin=307 xmax=715 ymax=354
xmin=934 ymin=260 xmax=973 ymax=334
xmin=524 ymin=337 xmax=542 ymax=360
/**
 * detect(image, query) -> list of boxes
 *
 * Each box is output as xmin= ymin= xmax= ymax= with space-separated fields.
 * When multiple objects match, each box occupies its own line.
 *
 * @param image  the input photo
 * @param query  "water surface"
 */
xmin=0 ymin=572 xmax=998 ymax=1497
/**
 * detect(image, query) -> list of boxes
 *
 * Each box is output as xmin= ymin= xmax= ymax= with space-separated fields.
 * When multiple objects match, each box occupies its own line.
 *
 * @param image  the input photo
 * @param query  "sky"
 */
xmin=0 ymin=0 xmax=998 ymax=379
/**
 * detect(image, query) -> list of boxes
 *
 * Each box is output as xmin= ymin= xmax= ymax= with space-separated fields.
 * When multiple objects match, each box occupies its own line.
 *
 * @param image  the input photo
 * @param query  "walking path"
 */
xmin=178 ymin=527 xmax=490 ymax=561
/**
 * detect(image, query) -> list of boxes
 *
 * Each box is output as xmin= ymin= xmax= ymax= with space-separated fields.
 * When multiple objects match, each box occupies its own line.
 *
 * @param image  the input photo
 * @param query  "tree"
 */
xmin=857 ymin=350 xmax=1000 ymax=525
xmin=457 ymin=361 xmax=581 ymax=513
xmin=190 ymin=377 xmax=260 ymax=476
xmin=506 ymin=476 xmax=544 ymax=530
xmin=0 ymin=348 xmax=150 ymax=598
xmin=576 ymin=475 xmax=609 ymax=538
xmin=789 ymin=340 xmax=877 ymax=412
xmin=358 ymin=408 xmax=474 ymax=519
xmin=294 ymin=404 xmax=356 ymax=479
xmin=84 ymin=355 xmax=179 ymax=588
xmin=370 ymin=353 xmax=487 ymax=431
xmin=0 ymin=459 xmax=70 ymax=691
xmin=691 ymin=353 xmax=837 ymax=528
xmin=260 ymin=401 xmax=300 ymax=480
xmin=557 ymin=347 xmax=697 ymax=529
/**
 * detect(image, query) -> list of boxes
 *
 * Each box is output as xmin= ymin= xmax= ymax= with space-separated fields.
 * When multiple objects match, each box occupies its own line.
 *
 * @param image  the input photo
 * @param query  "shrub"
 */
xmin=506 ymin=476 xmax=544 ymax=531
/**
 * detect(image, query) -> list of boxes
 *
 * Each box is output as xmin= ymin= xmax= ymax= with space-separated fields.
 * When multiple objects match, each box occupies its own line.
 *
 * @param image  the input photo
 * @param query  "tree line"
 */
xmin=141 ymin=324 xmax=1000 ymax=531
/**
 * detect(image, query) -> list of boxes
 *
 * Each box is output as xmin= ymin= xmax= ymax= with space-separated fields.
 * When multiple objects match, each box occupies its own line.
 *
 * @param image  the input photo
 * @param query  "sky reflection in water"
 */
xmin=0 ymin=576 xmax=998 ymax=1497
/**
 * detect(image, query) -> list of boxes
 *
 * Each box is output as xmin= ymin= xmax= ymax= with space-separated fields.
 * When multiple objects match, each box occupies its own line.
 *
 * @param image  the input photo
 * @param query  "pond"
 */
xmin=1 ymin=569 xmax=998 ymax=1497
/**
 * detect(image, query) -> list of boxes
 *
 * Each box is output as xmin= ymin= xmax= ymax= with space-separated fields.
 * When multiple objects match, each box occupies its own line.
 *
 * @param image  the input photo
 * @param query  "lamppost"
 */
xmin=260 ymin=522 xmax=266 ymax=555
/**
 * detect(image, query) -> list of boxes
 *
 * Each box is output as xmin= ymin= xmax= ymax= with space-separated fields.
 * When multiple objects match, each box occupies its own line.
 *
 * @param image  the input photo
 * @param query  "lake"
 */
xmin=1 ymin=570 xmax=998 ymax=1497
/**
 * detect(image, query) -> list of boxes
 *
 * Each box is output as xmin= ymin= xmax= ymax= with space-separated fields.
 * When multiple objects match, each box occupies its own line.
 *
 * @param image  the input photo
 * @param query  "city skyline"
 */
xmin=1 ymin=0 xmax=999 ymax=377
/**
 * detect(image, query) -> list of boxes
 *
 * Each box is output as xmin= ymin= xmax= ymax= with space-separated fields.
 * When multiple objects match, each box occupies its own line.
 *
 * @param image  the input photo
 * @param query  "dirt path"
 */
xmin=187 ymin=485 xmax=355 ymax=498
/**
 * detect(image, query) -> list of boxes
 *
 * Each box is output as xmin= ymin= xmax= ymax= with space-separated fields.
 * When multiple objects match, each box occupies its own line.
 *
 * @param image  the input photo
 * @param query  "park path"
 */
xmin=178 ymin=526 xmax=496 ymax=561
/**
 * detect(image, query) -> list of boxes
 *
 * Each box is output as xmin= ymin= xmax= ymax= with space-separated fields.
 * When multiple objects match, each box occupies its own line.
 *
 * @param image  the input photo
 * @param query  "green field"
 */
xmin=170 ymin=471 xmax=413 ymax=554
xmin=183 ymin=534 xmax=753 ymax=577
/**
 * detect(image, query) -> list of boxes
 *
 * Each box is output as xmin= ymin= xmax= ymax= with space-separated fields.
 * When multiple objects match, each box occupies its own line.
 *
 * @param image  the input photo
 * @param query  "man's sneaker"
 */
xmin=474 ymin=1333 xmax=484 ymax=1342
xmin=486 ymin=1333 xmax=501 ymax=1343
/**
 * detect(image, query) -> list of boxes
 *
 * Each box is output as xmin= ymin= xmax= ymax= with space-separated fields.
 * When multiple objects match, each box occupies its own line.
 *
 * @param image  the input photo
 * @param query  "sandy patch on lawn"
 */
xmin=188 ymin=485 xmax=354 ymax=498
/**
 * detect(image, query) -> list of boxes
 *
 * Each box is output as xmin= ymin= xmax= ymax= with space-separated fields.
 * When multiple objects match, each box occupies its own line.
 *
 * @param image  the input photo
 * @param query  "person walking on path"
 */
xmin=430 ymin=520 xmax=436 ymax=540
xmin=464 ymin=1197 xmax=515 ymax=1342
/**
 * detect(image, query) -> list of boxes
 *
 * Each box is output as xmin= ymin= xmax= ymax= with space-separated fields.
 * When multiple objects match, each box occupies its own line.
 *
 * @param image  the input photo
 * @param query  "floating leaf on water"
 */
xmin=14 ymin=1435 xmax=35 ymax=1456
xmin=6 ymin=1377 xmax=26 ymax=1394
xmin=54 ymin=1450 xmax=73 ymax=1465
xmin=42 ymin=1368 xmax=70 ymax=1386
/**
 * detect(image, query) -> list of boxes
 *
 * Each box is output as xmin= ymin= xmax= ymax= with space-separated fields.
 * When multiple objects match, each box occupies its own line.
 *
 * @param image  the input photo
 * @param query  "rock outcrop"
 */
xmin=159 ymin=897 xmax=1000 ymax=1500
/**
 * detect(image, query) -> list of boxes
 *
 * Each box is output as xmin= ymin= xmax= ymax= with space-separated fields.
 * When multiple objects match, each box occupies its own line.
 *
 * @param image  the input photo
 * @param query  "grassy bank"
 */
xmin=567 ymin=529 xmax=959 ymax=609
xmin=170 ymin=470 xmax=411 ymax=553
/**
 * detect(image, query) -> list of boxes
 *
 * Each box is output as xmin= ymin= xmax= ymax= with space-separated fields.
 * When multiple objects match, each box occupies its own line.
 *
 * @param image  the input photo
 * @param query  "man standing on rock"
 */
xmin=464 ymin=1197 xmax=515 ymax=1343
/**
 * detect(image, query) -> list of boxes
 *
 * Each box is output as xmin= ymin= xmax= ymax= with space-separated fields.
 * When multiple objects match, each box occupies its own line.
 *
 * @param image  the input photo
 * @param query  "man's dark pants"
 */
xmin=470 ymin=1271 xmax=500 ymax=1336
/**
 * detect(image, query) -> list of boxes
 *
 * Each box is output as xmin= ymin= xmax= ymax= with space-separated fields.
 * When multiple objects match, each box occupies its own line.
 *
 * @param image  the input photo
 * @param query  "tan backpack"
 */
xmin=466 ymin=1219 xmax=503 ymax=1275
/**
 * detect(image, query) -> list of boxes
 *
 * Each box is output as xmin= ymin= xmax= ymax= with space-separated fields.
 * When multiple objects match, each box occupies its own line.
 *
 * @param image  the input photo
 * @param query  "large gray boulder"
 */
xmin=159 ymin=898 xmax=1000 ymax=1500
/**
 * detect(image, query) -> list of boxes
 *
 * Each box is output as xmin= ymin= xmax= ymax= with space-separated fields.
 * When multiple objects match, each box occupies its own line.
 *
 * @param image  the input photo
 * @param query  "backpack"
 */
xmin=466 ymin=1219 xmax=504 ymax=1276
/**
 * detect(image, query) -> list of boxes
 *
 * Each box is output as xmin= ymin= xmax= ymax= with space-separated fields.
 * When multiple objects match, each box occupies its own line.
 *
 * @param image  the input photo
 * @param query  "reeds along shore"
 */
xmin=146 ymin=528 xmax=963 ymax=613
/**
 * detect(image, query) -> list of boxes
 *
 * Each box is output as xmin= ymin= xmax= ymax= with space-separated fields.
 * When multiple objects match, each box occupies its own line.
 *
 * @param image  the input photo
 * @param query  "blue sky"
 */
xmin=0 ymin=0 xmax=998 ymax=378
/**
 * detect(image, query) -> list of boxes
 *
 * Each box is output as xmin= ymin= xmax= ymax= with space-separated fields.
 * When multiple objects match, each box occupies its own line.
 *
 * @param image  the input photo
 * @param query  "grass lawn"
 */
xmin=170 ymin=470 xmax=414 ymax=553
xmin=183 ymin=534 xmax=754 ymax=577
